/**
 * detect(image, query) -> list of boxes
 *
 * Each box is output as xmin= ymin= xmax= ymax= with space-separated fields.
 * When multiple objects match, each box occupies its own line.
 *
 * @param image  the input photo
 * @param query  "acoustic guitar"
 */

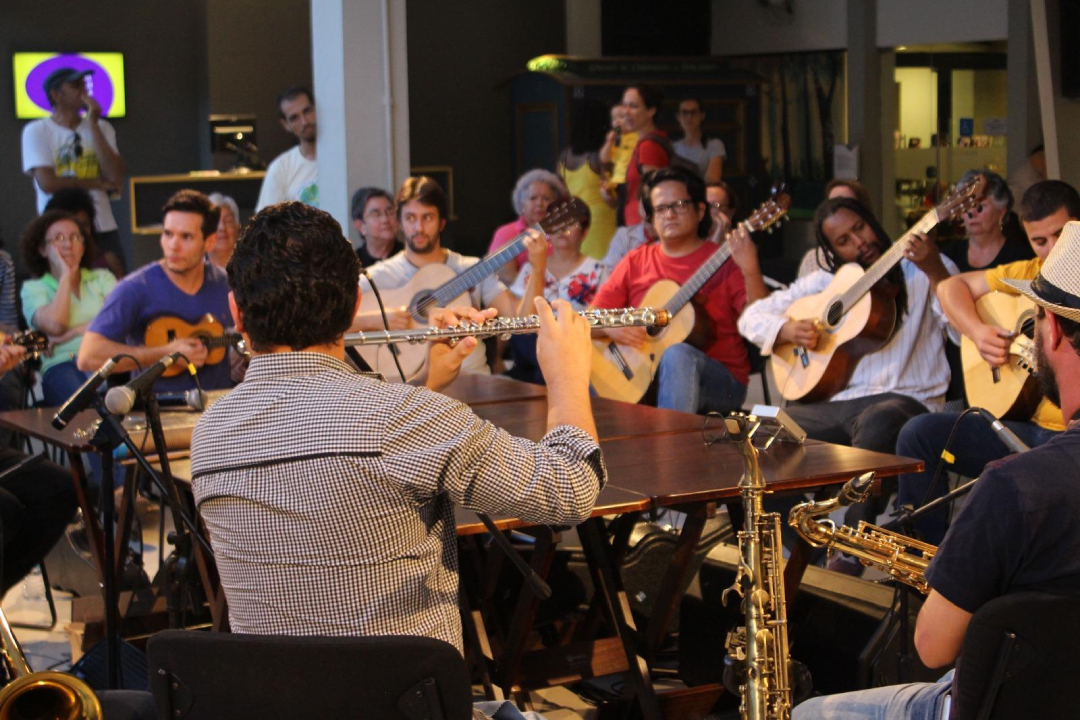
xmin=960 ymin=292 xmax=1041 ymax=420
xmin=358 ymin=199 xmax=588 ymax=381
xmin=144 ymin=315 xmax=241 ymax=377
xmin=590 ymin=190 xmax=791 ymax=404
xmin=770 ymin=176 xmax=986 ymax=403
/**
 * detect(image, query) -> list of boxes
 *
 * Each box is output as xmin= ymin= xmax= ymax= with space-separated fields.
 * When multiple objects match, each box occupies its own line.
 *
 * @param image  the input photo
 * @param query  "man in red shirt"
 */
xmin=592 ymin=167 xmax=768 ymax=414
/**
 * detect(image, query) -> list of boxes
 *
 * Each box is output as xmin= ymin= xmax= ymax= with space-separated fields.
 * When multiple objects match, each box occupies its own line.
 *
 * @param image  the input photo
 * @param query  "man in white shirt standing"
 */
xmin=22 ymin=67 xmax=127 ymax=270
xmin=256 ymin=86 xmax=318 ymax=210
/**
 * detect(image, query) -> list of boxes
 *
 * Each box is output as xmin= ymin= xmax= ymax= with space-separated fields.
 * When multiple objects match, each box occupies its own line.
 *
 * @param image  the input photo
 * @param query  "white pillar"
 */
xmin=311 ymin=0 xmax=411 ymax=242
xmin=566 ymin=0 xmax=602 ymax=57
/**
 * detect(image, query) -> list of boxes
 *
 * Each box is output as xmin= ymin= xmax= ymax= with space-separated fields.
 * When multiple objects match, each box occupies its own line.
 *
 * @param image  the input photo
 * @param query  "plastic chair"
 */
xmin=146 ymin=630 xmax=475 ymax=720
xmin=953 ymin=591 xmax=1080 ymax=719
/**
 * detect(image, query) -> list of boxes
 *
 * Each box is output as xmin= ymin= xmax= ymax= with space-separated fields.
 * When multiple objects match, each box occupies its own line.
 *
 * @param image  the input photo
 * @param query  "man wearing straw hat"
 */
xmin=794 ymin=221 xmax=1080 ymax=719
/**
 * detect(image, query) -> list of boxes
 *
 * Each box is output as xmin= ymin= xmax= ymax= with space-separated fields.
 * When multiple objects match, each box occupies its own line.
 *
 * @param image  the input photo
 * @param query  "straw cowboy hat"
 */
xmin=1004 ymin=220 xmax=1080 ymax=323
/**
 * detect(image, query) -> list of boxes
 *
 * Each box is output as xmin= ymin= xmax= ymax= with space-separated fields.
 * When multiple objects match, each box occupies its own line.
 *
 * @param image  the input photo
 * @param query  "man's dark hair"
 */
xmin=641 ymin=167 xmax=712 ymax=239
xmin=163 ymin=189 xmax=220 ymax=238
xmin=351 ymin=187 xmax=393 ymax=221
xmin=813 ymin=197 xmax=907 ymax=323
xmin=627 ymin=83 xmax=664 ymax=113
xmin=228 ymin=202 xmax=359 ymax=352
xmin=277 ymin=85 xmax=314 ymax=118
xmin=1019 ymin=180 xmax=1080 ymax=223
xmin=21 ymin=209 xmax=97 ymax=278
xmin=395 ymin=176 xmax=448 ymax=222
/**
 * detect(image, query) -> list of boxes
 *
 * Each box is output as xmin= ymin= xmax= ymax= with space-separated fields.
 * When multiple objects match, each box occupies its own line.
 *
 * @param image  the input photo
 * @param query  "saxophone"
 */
xmin=721 ymin=414 xmax=794 ymax=720
xmin=787 ymin=472 xmax=937 ymax=594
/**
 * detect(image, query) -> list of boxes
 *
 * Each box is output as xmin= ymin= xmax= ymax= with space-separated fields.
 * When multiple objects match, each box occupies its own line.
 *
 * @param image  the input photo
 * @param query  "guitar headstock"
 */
xmin=1 ymin=330 xmax=52 ymax=362
xmin=539 ymin=198 xmax=590 ymax=235
xmin=744 ymin=184 xmax=792 ymax=235
xmin=936 ymin=174 xmax=988 ymax=222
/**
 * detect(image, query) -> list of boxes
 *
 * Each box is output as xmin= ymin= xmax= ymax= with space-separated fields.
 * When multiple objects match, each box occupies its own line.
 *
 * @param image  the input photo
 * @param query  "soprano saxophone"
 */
xmin=721 ymin=414 xmax=794 ymax=720
xmin=787 ymin=472 xmax=937 ymax=594
xmin=343 ymin=306 xmax=669 ymax=347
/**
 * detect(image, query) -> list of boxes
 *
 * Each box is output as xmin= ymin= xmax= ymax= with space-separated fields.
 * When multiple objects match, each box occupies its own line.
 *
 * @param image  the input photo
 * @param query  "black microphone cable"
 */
xmin=361 ymin=269 xmax=407 ymax=382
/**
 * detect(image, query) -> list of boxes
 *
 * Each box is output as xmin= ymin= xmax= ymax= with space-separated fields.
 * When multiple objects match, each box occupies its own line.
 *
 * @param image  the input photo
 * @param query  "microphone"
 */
xmin=52 ymin=356 xmax=119 ymax=429
xmin=972 ymin=408 xmax=1030 ymax=455
xmin=104 ymin=352 xmax=185 ymax=415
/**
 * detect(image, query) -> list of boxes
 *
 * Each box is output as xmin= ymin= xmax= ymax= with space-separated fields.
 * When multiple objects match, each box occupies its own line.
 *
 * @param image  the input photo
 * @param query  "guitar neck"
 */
xmin=432 ymin=224 xmax=540 ymax=305
xmin=836 ymin=209 xmax=940 ymax=310
xmin=202 ymin=333 xmax=241 ymax=350
xmin=662 ymin=242 xmax=734 ymax=314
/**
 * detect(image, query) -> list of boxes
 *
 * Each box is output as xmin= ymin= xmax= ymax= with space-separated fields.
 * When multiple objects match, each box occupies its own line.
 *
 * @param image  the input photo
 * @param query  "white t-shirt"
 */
xmin=21 ymin=116 xmax=119 ymax=232
xmin=256 ymin=146 xmax=318 ymax=210
xmin=672 ymin=137 xmax=727 ymax=179
xmin=361 ymin=250 xmax=509 ymax=375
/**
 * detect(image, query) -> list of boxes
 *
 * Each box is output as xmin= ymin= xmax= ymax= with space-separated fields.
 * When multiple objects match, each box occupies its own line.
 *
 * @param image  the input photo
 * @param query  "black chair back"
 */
xmin=955 ymin=591 xmax=1080 ymax=720
xmin=146 ymin=631 xmax=474 ymax=720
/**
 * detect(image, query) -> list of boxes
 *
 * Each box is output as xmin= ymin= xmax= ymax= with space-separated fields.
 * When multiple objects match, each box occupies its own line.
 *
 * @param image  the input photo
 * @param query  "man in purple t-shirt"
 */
xmin=78 ymin=189 xmax=234 ymax=392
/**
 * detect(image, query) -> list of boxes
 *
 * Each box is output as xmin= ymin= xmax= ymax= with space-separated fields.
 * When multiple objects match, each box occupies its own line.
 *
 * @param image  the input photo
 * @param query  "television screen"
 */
xmin=13 ymin=52 xmax=126 ymax=119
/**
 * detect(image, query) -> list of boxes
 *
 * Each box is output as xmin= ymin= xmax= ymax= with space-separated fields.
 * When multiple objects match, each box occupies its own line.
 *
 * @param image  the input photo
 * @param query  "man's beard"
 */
xmin=406 ymin=233 xmax=437 ymax=255
xmin=1035 ymin=330 xmax=1061 ymax=408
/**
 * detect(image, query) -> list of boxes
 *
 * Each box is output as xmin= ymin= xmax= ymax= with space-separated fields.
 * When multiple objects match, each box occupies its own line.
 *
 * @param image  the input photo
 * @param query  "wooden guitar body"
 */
xmin=357 ymin=263 xmax=472 ymax=381
xmin=961 ymin=292 xmax=1041 ymax=420
xmin=770 ymin=264 xmax=897 ymax=402
xmin=144 ymin=314 xmax=234 ymax=377
xmin=590 ymin=279 xmax=696 ymax=403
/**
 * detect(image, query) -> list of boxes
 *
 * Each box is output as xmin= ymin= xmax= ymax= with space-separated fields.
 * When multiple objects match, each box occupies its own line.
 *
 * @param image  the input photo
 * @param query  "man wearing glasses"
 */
xmin=22 ymin=68 xmax=127 ymax=271
xmin=590 ymin=167 xmax=767 ymax=414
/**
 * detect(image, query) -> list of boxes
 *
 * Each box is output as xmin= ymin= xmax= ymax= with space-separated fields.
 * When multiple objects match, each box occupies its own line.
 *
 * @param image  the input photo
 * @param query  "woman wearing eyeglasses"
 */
xmin=20 ymin=210 xmax=117 ymax=406
xmin=673 ymin=98 xmax=726 ymax=184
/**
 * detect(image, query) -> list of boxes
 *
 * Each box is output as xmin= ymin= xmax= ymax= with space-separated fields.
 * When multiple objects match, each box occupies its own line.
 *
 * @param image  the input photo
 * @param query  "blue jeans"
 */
xmin=42 ymin=360 xmax=91 ymax=408
xmin=895 ymin=413 xmax=1060 ymax=544
xmin=656 ymin=343 xmax=746 ymax=415
xmin=793 ymin=670 xmax=953 ymax=720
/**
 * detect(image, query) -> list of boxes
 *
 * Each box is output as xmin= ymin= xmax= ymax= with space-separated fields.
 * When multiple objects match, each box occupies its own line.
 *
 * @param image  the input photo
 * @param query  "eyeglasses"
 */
xmin=677 ymin=109 xmax=702 ymax=117
xmin=708 ymin=202 xmax=733 ymax=211
xmin=558 ymin=222 xmax=583 ymax=236
xmin=653 ymin=200 xmax=695 ymax=217
xmin=46 ymin=232 xmax=84 ymax=246
xmin=71 ymin=133 xmax=83 ymax=159
xmin=363 ymin=209 xmax=393 ymax=220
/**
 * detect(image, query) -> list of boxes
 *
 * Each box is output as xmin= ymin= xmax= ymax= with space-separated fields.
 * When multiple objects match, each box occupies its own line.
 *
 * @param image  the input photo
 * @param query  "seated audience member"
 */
xmin=78 ymin=189 xmax=235 ymax=392
xmin=705 ymin=181 xmax=737 ymax=240
xmin=0 ymin=342 xmax=77 ymax=593
xmin=509 ymin=204 xmax=605 ymax=384
xmin=598 ymin=102 xmax=637 ymax=220
xmin=941 ymin=170 xmax=1033 ymax=274
xmin=738 ymin=198 xmax=955 ymax=561
xmin=895 ymin=180 xmax=1080 ymax=544
xmin=673 ymin=97 xmax=726 ymax=183
xmin=794 ymin=222 xmax=1080 ymax=720
xmin=797 ymin=179 xmax=872 ymax=279
xmin=0 ymin=232 xmax=25 ymax=447
xmin=618 ymin=84 xmax=670 ymax=227
xmin=350 ymin=186 xmax=402 ymax=266
xmin=592 ymin=167 xmax=766 ymax=415
xmin=600 ymin=196 xmax=654 ymax=277
xmin=207 ymin=193 xmax=240 ymax=270
xmin=190 ymin=203 xmax=603 ymax=720
xmin=558 ymin=98 xmax=617 ymax=261
xmin=45 ymin=187 xmax=126 ymax=278
xmin=355 ymin=177 xmax=518 ymax=375
xmin=488 ymin=169 xmax=569 ymax=286
xmin=20 ymin=210 xmax=117 ymax=406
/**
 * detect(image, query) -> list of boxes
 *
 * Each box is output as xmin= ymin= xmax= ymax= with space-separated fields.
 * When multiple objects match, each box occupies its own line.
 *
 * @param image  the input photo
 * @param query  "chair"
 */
xmin=953 ymin=591 xmax=1080 ymax=720
xmin=744 ymin=337 xmax=771 ymax=406
xmin=146 ymin=630 xmax=474 ymax=720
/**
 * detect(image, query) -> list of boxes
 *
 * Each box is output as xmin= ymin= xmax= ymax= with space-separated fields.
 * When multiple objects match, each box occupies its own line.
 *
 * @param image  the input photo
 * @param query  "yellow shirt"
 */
xmin=559 ymin=161 xmax=617 ymax=260
xmin=983 ymin=257 xmax=1064 ymax=430
xmin=609 ymin=131 xmax=638 ymax=185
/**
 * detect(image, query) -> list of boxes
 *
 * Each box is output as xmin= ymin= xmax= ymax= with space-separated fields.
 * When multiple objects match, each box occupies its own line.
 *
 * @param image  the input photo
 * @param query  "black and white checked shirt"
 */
xmin=190 ymin=352 xmax=605 ymax=652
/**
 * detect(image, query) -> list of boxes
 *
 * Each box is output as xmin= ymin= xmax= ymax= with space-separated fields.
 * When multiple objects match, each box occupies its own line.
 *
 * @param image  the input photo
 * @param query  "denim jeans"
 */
xmin=656 ymin=343 xmax=746 ymax=415
xmin=895 ymin=413 xmax=1060 ymax=544
xmin=793 ymin=669 xmax=954 ymax=720
xmin=42 ymin=360 xmax=91 ymax=408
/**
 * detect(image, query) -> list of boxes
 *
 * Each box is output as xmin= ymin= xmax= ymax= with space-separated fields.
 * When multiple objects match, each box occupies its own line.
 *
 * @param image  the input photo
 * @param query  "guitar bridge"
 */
xmin=607 ymin=343 xmax=633 ymax=380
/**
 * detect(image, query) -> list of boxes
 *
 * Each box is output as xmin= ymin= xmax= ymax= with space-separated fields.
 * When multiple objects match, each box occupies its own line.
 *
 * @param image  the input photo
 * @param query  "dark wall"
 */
xmin=0 ymin=1 xmax=209 ymax=273
xmin=406 ymin=0 xmax=566 ymax=257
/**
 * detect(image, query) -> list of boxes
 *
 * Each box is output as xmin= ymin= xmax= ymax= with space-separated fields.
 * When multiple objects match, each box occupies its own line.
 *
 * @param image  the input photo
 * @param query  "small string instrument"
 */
xmin=960 ymin=292 xmax=1041 ymax=420
xmin=0 ymin=330 xmax=52 ymax=363
xmin=143 ymin=315 xmax=241 ymax=377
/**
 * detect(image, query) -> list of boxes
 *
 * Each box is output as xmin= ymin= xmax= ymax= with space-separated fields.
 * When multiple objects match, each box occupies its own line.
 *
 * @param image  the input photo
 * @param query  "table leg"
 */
xmin=67 ymin=451 xmax=105 ymax=584
xmin=498 ymin=528 xmax=559 ymax=698
xmin=783 ymin=537 xmax=813 ymax=615
xmin=578 ymin=517 xmax=661 ymax=720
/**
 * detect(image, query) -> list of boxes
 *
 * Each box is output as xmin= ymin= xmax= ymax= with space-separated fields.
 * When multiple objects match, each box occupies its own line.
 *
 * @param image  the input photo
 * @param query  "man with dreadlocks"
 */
xmin=738 ymin=198 xmax=956 ymax=569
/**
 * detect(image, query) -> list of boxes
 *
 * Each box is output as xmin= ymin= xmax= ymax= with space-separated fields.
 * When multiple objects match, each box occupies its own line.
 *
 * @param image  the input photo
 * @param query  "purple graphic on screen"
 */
xmin=25 ymin=54 xmax=115 ymax=117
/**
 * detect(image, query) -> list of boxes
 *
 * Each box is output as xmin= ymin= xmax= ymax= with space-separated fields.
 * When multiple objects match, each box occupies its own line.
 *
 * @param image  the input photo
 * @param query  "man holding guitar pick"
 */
xmin=78 ymin=189 xmax=236 ymax=393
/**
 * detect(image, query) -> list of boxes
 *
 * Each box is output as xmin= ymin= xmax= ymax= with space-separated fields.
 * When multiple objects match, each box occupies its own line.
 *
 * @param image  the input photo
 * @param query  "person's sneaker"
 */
xmin=827 ymin=553 xmax=865 ymax=578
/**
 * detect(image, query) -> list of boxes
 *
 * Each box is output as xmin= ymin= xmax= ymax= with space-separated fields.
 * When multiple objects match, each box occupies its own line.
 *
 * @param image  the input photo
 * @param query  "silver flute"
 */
xmin=344 ymin=307 xmax=670 ymax=347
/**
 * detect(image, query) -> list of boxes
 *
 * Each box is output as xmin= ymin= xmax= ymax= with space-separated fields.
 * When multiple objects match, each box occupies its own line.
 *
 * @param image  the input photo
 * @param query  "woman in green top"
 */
xmin=21 ymin=210 xmax=117 ymax=407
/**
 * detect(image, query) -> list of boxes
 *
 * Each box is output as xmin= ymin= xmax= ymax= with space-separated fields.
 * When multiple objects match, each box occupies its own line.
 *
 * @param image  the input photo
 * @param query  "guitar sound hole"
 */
xmin=412 ymin=294 xmax=436 ymax=322
xmin=826 ymin=301 xmax=844 ymax=327
xmin=1019 ymin=317 xmax=1035 ymax=339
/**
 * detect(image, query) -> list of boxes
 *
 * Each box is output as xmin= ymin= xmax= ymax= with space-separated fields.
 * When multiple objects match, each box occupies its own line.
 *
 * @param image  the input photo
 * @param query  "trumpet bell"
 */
xmin=0 ymin=671 xmax=103 ymax=720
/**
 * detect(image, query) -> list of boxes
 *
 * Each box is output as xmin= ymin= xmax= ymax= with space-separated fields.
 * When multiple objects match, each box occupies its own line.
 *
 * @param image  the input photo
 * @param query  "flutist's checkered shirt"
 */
xmin=190 ymin=352 xmax=605 ymax=653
